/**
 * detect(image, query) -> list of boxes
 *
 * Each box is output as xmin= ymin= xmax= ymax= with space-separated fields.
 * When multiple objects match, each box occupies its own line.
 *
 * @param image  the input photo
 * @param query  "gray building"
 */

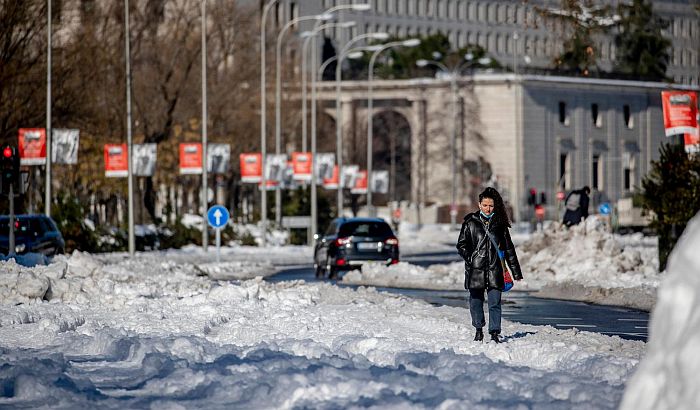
xmin=269 ymin=0 xmax=699 ymax=86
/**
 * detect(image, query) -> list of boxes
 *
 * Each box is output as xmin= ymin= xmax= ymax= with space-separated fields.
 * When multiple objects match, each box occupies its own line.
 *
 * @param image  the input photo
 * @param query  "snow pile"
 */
xmin=398 ymin=222 xmax=459 ymax=253
xmin=517 ymin=217 xmax=659 ymax=310
xmin=0 ymin=254 xmax=646 ymax=408
xmin=344 ymin=261 xmax=464 ymax=290
xmin=0 ymin=250 xmax=276 ymax=305
xmin=621 ymin=212 xmax=700 ymax=410
xmin=344 ymin=217 xmax=659 ymax=310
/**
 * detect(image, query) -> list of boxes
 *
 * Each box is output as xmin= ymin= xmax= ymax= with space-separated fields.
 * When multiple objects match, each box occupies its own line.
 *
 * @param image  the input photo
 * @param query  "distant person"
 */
xmin=456 ymin=187 xmax=523 ymax=344
xmin=562 ymin=186 xmax=590 ymax=227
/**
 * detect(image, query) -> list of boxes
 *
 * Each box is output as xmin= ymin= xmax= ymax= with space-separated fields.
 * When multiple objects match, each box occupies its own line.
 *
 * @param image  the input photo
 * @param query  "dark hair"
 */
xmin=582 ymin=186 xmax=591 ymax=194
xmin=478 ymin=187 xmax=511 ymax=228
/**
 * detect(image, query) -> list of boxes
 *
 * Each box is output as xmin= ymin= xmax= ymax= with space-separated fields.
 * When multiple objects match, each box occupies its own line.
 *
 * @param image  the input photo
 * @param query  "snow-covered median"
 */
xmin=0 ymin=250 xmax=645 ymax=408
xmin=344 ymin=217 xmax=660 ymax=310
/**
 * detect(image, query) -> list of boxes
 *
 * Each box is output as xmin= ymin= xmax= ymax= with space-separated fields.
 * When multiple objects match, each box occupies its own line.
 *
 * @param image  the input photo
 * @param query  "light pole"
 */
xmin=124 ymin=0 xmax=135 ymax=256
xmin=335 ymin=32 xmax=389 ymax=217
xmin=366 ymin=38 xmax=420 ymax=217
xmin=274 ymin=12 xmax=332 ymax=225
xmin=201 ymin=0 xmax=208 ymax=251
xmin=260 ymin=0 xmax=279 ymax=248
xmin=416 ymin=54 xmax=491 ymax=229
xmin=46 ymin=0 xmax=52 ymax=216
xmin=300 ymin=3 xmax=370 ymax=153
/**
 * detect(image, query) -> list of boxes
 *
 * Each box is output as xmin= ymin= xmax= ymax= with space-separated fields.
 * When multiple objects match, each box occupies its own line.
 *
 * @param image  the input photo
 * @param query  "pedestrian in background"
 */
xmin=562 ymin=186 xmax=591 ymax=227
xmin=456 ymin=187 xmax=523 ymax=343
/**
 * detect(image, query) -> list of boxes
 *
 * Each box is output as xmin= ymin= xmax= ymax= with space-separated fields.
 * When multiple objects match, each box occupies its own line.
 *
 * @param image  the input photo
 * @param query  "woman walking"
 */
xmin=456 ymin=187 xmax=523 ymax=343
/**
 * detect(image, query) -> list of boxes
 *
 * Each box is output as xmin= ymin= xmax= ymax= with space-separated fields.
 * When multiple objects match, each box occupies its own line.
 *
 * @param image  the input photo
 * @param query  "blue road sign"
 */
xmin=207 ymin=205 xmax=230 ymax=228
xmin=599 ymin=202 xmax=611 ymax=215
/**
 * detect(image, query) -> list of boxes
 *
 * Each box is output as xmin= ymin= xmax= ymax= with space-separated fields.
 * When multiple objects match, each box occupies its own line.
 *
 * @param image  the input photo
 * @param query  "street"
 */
xmin=268 ymin=250 xmax=649 ymax=341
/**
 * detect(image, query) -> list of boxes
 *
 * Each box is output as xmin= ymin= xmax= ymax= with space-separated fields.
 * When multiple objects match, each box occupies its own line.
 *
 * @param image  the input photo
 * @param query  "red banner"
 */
xmin=323 ymin=166 xmax=339 ymax=189
xmin=685 ymin=133 xmax=700 ymax=154
xmin=240 ymin=153 xmax=262 ymax=183
xmin=179 ymin=143 xmax=202 ymax=175
xmin=351 ymin=170 xmax=368 ymax=194
xmin=662 ymin=91 xmax=698 ymax=137
xmin=292 ymin=152 xmax=312 ymax=181
xmin=18 ymin=128 xmax=47 ymax=165
xmin=104 ymin=144 xmax=128 ymax=177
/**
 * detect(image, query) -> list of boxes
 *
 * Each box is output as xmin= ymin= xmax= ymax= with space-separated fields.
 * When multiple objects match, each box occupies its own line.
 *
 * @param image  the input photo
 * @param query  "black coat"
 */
xmin=456 ymin=212 xmax=523 ymax=290
xmin=562 ymin=189 xmax=590 ymax=226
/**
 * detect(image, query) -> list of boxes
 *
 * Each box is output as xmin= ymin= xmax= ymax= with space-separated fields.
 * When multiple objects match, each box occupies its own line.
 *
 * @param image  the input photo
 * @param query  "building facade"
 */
xmin=267 ymin=0 xmax=699 ymax=86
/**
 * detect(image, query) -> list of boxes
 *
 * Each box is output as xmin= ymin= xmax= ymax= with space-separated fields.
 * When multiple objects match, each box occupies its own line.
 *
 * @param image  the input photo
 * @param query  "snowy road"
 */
xmin=267 ymin=252 xmax=649 ymax=341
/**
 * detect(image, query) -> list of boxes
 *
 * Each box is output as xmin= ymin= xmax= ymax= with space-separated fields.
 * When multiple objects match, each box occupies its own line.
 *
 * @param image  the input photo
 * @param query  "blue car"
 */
xmin=0 ymin=214 xmax=65 ymax=257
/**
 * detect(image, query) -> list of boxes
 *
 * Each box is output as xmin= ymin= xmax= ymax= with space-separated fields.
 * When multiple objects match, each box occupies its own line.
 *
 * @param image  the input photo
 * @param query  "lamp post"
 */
xmin=46 ymin=0 xmax=52 ymax=217
xmin=201 ymin=0 xmax=209 ymax=251
xmin=259 ymin=0 xmax=279 ymax=248
xmin=416 ymin=54 xmax=491 ymax=229
xmin=300 ymin=3 xmax=370 ymax=153
xmin=366 ymin=38 xmax=420 ymax=217
xmin=335 ymin=32 xmax=389 ymax=217
xmin=124 ymin=0 xmax=135 ymax=256
xmin=274 ymin=13 xmax=332 ymax=225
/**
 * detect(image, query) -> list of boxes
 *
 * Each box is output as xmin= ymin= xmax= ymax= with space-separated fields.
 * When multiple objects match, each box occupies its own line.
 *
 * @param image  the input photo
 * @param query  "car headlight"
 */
xmin=15 ymin=244 xmax=26 ymax=253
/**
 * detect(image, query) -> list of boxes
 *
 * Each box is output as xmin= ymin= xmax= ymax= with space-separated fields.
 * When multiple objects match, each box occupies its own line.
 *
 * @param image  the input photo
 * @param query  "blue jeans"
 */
xmin=468 ymin=288 xmax=502 ymax=334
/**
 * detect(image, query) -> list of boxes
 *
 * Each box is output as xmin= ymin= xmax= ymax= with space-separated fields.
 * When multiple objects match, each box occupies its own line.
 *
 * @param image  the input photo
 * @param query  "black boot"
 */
xmin=489 ymin=331 xmax=501 ymax=344
xmin=474 ymin=329 xmax=484 ymax=342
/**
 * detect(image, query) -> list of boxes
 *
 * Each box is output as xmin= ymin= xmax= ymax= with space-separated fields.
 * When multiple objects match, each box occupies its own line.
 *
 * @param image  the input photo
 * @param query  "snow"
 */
xmin=620 ymin=211 xmax=700 ymax=410
xmin=10 ymin=211 xmax=700 ymax=407
xmin=0 ymin=245 xmax=646 ymax=408
xmin=344 ymin=216 xmax=660 ymax=311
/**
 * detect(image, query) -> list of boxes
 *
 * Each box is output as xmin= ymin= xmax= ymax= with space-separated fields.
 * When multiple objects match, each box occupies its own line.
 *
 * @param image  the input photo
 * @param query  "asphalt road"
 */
xmin=267 ymin=251 xmax=649 ymax=341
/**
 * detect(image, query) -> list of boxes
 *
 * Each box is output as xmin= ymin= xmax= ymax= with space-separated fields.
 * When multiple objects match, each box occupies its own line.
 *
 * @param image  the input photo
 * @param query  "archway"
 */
xmin=370 ymin=110 xmax=412 ymax=206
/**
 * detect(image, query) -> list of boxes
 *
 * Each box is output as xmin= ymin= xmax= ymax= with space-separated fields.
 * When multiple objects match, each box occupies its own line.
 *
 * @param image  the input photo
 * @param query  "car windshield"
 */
xmin=338 ymin=221 xmax=393 ymax=238
xmin=0 ymin=218 xmax=43 ymax=238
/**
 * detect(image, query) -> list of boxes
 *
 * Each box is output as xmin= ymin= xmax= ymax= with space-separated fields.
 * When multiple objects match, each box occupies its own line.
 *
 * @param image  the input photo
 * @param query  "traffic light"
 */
xmin=1 ymin=144 xmax=20 ymax=196
xmin=528 ymin=188 xmax=537 ymax=206
xmin=540 ymin=192 xmax=547 ymax=205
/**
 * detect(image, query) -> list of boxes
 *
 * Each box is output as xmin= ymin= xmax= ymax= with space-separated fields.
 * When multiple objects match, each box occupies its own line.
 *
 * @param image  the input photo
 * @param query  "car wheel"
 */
xmin=314 ymin=261 xmax=325 ymax=278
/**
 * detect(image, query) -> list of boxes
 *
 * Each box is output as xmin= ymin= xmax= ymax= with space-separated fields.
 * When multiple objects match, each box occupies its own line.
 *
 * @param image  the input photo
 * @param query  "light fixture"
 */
xmin=415 ymin=59 xmax=429 ymax=67
xmin=401 ymin=38 xmax=421 ymax=47
xmin=351 ymin=4 xmax=372 ymax=11
xmin=369 ymin=32 xmax=390 ymax=40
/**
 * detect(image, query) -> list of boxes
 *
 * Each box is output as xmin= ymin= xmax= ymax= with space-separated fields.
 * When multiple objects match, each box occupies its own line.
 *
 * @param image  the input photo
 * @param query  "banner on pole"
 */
xmin=133 ymin=143 xmax=157 ymax=176
xmin=265 ymin=154 xmax=287 ymax=182
xmin=104 ymin=144 xmax=128 ymax=177
xmin=292 ymin=152 xmax=312 ymax=181
xmin=323 ymin=165 xmax=339 ymax=189
xmin=282 ymin=161 xmax=295 ymax=189
xmin=351 ymin=170 xmax=368 ymax=194
xmin=685 ymin=133 xmax=700 ymax=154
xmin=315 ymin=153 xmax=335 ymax=181
xmin=341 ymin=165 xmax=359 ymax=189
xmin=52 ymin=129 xmax=79 ymax=164
xmin=208 ymin=143 xmax=230 ymax=174
xmin=179 ymin=143 xmax=202 ymax=175
xmin=662 ymin=91 xmax=698 ymax=137
xmin=18 ymin=128 xmax=47 ymax=166
xmin=371 ymin=170 xmax=389 ymax=194
xmin=240 ymin=153 xmax=262 ymax=183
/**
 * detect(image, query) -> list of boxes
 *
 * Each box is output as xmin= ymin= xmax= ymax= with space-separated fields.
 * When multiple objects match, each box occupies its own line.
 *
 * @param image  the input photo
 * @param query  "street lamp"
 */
xmin=416 ymin=54 xmax=491 ymax=229
xmin=259 ymin=0 xmax=279 ymax=248
xmin=46 ymin=0 xmax=52 ymax=217
xmin=335 ymin=32 xmax=389 ymax=217
xmin=201 ymin=0 xmax=209 ymax=251
xmin=300 ymin=3 xmax=370 ymax=153
xmin=124 ymin=0 xmax=135 ymax=255
xmin=366 ymin=38 xmax=420 ymax=216
xmin=274 ymin=13 xmax=333 ymax=225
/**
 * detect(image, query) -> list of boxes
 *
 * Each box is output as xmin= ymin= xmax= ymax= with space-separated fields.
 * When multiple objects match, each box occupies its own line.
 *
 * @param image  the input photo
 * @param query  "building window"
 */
xmin=623 ymin=152 xmax=636 ymax=191
xmin=559 ymin=101 xmax=569 ymax=125
xmin=560 ymin=153 xmax=570 ymax=190
xmin=592 ymin=154 xmax=602 ymax=190
xmin=623 ymin=105 xmax=633 ymax=129
xmin=591 ymin=103 xmax=601 ymax=127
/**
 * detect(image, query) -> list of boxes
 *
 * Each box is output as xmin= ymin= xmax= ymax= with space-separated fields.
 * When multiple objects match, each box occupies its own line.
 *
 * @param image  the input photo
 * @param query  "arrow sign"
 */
xmin=207 ymin=205 xmax=230 ymax=228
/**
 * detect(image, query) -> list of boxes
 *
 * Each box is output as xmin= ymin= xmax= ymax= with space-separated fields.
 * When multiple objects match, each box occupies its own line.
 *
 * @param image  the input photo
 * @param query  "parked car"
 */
xmin=314 ymin=217 xmax=399 ymax=279
xmin=0 ymin=214 xmax=65 ymax=257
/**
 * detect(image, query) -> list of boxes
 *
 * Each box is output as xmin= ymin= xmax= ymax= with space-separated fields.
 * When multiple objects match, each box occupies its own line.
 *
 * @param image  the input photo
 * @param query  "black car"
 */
xmin=314 ymin=217 xmax=399 ymax=279
xmin=0 ymin=214 xmax=65 ymax=257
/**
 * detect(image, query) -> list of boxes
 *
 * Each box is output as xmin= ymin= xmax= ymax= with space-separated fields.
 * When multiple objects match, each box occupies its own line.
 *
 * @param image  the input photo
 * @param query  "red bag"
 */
xmin=502 ymin=262 xmax=514 ymax=292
